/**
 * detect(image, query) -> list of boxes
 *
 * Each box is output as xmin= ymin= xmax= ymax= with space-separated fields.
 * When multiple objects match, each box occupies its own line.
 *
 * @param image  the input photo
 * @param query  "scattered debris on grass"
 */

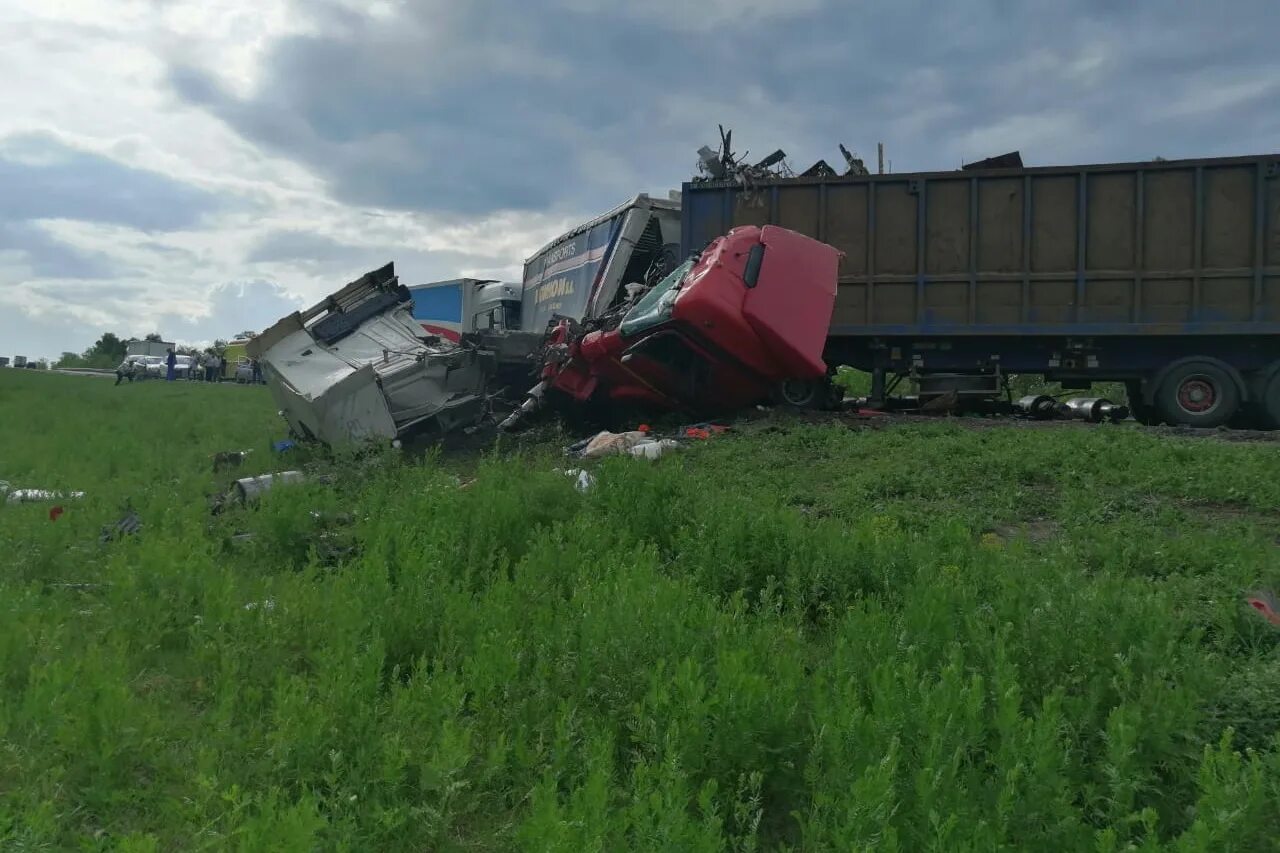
xmin=629 ymin=439 xmax=681 ymax=459
xmin=232 ymin=471 xmax=306 ymax=504
xmin=556 ymin=468 xmax=596 ymax=493
xmin=1245 ymin=590 xmax=1280 ymax=628
xmin=1064 ymin=397 xmax=1129 ymax=423
xmin=46 ymin=582 xmax=110 ymax=591
xmin=575 ymin=430 xmax=651 ymax=459
xmin=2 ymin=483 xmax=86 ymax=503
xmin=100 ymin=510 xmax=142 ymax=543
xmin=212 ymin=450 xmax=253 ymax=473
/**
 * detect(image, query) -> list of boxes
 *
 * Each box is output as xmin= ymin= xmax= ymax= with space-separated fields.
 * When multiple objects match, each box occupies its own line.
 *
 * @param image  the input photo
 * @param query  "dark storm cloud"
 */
xmin=0 ymin=222 xmax=118 ymax=279
xmin=0 ymin=132 xmax=220 ymax=231
xmin=169 ymin=0 xmax=1278 ymax=219
xmin=245 ymin=230 xmax=389 ymax=265
xmin=246 ymin=229 xmax=509 ymax=283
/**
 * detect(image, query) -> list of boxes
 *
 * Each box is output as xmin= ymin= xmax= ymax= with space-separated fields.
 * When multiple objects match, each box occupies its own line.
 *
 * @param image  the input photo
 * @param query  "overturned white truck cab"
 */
xmin=247 ymin=263 xmax=493 ymax=446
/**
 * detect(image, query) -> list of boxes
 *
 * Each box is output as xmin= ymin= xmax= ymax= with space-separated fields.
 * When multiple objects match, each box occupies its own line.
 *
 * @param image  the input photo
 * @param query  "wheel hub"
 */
xmin=779 ymin=378 xmax=815 ymax=407
xmin=1177 ymin=377 xmax=1217 ymax=413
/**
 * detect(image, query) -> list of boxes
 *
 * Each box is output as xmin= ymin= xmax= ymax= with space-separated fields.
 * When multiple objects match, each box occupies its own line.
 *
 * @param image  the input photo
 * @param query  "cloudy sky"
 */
xmin=1 ymin=0 xmax=1276 ymax=359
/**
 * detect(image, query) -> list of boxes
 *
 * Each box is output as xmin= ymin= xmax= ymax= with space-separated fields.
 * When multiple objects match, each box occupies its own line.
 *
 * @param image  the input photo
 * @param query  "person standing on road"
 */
xmin=207 ymin=352 xmax=221 ymax=383
xmin=165 ymin=347 xmax=177 ymax=381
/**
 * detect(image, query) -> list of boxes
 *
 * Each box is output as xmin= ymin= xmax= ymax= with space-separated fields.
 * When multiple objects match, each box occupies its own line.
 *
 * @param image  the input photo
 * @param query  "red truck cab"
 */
xmin=542 ymin=225 xmax=841 ymax=416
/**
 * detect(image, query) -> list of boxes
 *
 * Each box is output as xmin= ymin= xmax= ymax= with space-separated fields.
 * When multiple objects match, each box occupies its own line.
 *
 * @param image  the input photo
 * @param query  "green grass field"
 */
xmin=2 ymin=369 xmax=1278 ymax=851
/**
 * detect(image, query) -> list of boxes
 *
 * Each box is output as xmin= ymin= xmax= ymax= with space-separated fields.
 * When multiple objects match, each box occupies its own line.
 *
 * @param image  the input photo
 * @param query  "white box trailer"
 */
xmin=126 ymin=339 xmax=174 ymax=357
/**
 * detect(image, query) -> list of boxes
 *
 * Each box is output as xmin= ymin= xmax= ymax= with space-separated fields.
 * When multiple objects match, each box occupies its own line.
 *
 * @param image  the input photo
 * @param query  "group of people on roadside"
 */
xmin=114 ymin=348 xmax=261 ymax=386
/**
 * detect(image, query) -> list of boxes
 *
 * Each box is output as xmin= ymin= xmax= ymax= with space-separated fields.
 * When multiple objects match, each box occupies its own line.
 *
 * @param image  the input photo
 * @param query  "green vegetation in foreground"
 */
xmin=1 ymin=369 xmax=1278 ymax=851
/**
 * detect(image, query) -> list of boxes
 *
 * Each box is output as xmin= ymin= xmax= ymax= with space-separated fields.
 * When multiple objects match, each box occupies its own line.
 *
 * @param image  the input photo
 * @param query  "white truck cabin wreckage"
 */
xmin=246 ymin=263 xmax=493 ymax=447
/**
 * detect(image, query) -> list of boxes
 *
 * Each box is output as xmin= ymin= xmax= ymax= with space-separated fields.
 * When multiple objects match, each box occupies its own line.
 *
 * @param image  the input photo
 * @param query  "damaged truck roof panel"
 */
xmin=247 ymin=263 xmax=492 ymax=446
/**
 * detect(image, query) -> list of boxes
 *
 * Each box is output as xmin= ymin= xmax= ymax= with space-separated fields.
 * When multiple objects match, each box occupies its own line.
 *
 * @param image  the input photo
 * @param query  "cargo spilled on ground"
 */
xmin=2 ymin=368 xmax=1279 ymax=850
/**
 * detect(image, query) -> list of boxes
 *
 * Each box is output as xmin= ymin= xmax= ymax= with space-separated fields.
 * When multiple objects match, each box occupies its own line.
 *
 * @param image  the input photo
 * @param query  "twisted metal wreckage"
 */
xmin=250 ymin=127 xmax=1175 ymax=448
xmin=248 ymin=223 xmax=845 ymax=448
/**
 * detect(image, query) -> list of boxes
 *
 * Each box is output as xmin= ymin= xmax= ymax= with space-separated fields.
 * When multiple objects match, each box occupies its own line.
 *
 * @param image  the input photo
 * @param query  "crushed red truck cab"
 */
xmin=520 ymin=225 xmax=841 ymax=423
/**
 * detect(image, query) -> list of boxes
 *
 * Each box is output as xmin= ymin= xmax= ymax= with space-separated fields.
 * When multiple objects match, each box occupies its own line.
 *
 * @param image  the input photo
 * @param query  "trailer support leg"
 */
xmin=870 ymin=367 xmax=887 ymax=406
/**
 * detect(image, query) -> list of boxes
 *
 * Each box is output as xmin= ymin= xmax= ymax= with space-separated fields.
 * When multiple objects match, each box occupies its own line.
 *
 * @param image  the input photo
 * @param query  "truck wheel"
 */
xmin=1260 ymin=372 xmax=1280 ymax=430
xmin=1155 ymin=361 xmax=1240 ymax=428
xmin=775 ymin=376 xmax=835 ymax=410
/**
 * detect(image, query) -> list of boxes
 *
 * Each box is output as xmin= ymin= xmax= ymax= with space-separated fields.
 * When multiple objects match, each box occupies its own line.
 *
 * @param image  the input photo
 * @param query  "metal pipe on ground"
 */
xmin=1014 ymin=395 xmax=1065 ymax=420
xmin=233 ymin=471 xmax=305 ymax=503
xmin=1064 ymin=397 xmax=1129 ymax=423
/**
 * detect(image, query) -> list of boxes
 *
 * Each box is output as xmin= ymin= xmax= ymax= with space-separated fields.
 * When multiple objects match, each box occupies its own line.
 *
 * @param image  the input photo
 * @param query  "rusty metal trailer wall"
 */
xmin=681 ymin=155 xmax=1280 ymax=337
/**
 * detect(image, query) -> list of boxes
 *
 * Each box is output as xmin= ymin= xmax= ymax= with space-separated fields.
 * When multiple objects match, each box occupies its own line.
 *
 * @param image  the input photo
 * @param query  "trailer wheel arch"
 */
xmin=1254 ymin=359 xmax=1280 ymax=395
xmin=1144 ymin=356 xmax=1248 ymax=406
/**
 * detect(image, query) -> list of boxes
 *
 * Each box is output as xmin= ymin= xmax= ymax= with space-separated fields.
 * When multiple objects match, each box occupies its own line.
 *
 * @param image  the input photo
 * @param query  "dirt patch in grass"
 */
xmin=1180 ymin=501 xmax=1280 ymax=527
xmin=985 ymin=519 xmax=1063 ymax=546
xmin=1000 ymin=519 xmax=1062 ymax=543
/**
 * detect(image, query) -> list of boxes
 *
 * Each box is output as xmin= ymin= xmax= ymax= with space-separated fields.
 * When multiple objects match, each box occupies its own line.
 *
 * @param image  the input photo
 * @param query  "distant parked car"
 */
xmin=141 ymin=355 xmax=165 ymax=379
xmin=173 ymin=354 xmax=194 ymax=379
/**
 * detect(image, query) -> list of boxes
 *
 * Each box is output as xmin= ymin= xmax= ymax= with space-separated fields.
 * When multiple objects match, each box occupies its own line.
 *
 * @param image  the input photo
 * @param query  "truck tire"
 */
xmin=774 ymin=375 xmax=838 ymax=410
xmin=1154 ymin=360 xmax=1240 ymax=428
xmin=1260 ymin=372 xmax=1280 ymax=430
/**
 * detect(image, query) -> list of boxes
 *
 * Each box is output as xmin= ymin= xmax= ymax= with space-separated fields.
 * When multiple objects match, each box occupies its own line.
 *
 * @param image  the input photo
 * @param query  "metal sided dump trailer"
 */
xmin=682 ymin=153 xmax=1280 ymax=427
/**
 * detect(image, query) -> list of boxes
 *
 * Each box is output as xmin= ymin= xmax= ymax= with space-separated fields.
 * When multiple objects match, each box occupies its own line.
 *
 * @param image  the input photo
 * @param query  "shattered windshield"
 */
xmin=620 ymin=259 xmax=694 ymax=338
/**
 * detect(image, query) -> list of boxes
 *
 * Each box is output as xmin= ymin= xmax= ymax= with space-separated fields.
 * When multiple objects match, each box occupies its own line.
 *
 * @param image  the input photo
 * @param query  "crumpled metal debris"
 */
xmin=696 ymin=128 xmax=870 ymax=185
xmin=211 ymin=470 xmax=310 ymax=514
xmin=696 ymin=126 xmax=794 ymax=189
xmin=248 ymin=262 xmax=493 ymax=447
xmin=100 ymin=510 xmax=142 ymax=543
xmin=233 ymin=471 xmax=305 ymax=504
xmin=1 ymin=481 xmax=86 ymax=503
xmin=212 ymin=450 xmax=253 ymax=473
xmin=1064 ymin=398 xmax=1129 ymax=423
xmin=1014 ymin=395 xmax=1065 ymax=420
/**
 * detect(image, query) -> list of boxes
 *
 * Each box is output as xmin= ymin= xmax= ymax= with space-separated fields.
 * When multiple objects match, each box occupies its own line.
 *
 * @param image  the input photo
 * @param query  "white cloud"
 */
xmin=0 ymin=0 xmax=578 ymax=359
xmin=0 ymin=0 xmax=1276 ymax=362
